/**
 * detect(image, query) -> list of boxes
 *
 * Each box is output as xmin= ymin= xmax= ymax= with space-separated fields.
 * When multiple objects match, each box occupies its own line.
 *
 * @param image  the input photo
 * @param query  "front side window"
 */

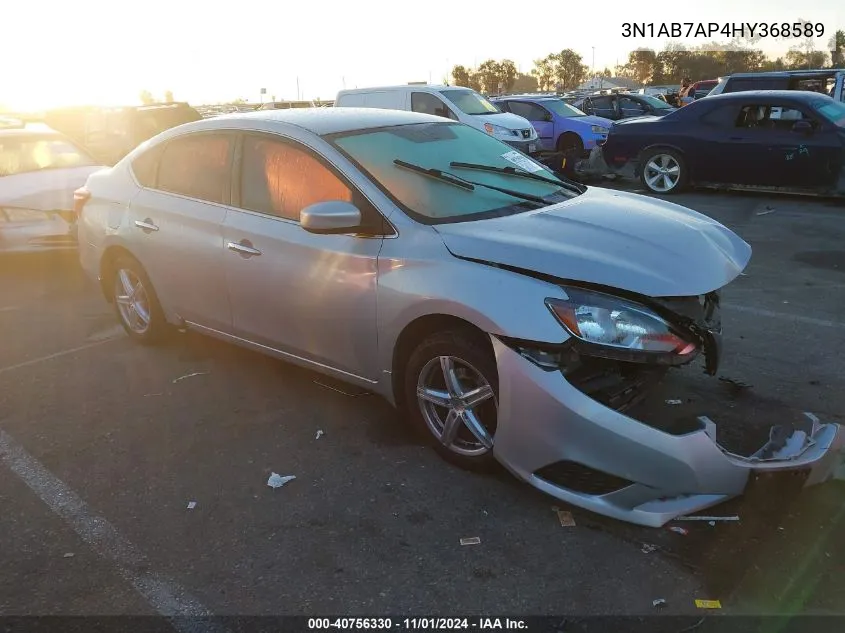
xmin=411 ymin=92 xmax=455 ymax=119
xmin=619 ymin=97 xmax=648 ymax=114
xmin=330 ymin=122 xmax=579 ymax=224
xmin=440 ymin=90 xmax=500 ymax=115
xmin=0 ymin=136 xmax=96 ymax=177
xmin=156 ymin=133 xmax=232 ymax=204
xmin=239 ymin=135 xmax=353 ymax=222
xmin=813 ymin=99 xmax=845 ymax=127
xmin=542 ymin=99 xmax=587 ymax=118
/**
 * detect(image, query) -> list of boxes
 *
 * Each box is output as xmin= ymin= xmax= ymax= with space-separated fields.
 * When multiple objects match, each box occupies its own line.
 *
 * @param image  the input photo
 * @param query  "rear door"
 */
xmin=126 ymin=132 xmax=235 ymax=331
xmin=505 ymin=101 xmax=554 ymax=150
xmin=585 ymin=96 xmax=617 ymax=120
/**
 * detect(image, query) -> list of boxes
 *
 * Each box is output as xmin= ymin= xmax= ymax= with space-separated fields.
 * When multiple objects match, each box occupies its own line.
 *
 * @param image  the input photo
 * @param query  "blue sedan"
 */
xmin=492 ymin=96 xmax=612 ymax=156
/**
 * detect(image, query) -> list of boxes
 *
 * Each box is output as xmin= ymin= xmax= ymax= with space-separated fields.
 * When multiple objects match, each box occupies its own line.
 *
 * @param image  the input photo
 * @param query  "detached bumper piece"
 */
xmin=491 ymin=336 xmax=845 ymax=528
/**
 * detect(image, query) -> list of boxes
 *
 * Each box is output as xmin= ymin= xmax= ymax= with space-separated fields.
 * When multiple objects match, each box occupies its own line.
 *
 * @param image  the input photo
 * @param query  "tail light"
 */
xmin=73 ymin=187 xmax=91 ymax=218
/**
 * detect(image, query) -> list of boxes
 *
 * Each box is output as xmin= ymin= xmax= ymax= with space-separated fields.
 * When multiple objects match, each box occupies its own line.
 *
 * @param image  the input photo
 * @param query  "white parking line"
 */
xmin=0 ymin=429 xmax=225 ymax=633
xmin=0 ymin=336 xmax=124 ymax=377
xmin=724 ymin=304 xmax=845 ymax=330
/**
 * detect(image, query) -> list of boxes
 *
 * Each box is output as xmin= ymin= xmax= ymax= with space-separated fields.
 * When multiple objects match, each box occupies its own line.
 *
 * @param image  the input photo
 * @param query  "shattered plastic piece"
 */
xmin=641 ymin=543 xmax=658 ymax=553
xmin=694 ymin=599 xmax=722 ymax=609
xmin=665 ymin=399 xmax=683 ymax=405
xmin=172 ymin=371 xmax=209 ymax=383
xmin=678 ymin=515 xmax=739 ymax=522
xmin=669 ymin=526 xmax=689 ymax=536
xmin=557 ymin=510 xmax=576 ymax=527
xmin=460 ymin=537 xmax=481 ymax=546
xmin=187 ymin=501 xmax=197 ymax=510
xmin=315 ymin=430 xmax=324 ymax=440
xmin=653 ymin=598 xmax=666 ymax=608
xmin=267 ymin=473 xmax=296 ymax=489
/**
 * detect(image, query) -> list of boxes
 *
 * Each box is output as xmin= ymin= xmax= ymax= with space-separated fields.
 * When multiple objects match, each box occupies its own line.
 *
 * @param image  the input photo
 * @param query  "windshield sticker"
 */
xmin=501 ymin=151 xmax=544 ymax=173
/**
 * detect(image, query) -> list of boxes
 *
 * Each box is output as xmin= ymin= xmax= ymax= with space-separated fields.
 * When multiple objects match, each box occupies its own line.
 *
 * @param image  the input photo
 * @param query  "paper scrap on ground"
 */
xmin=501 ymin=151 xmax=544 ymax=173
xmin=187 ymin=501 xmax=197 ymax=510
xmin=460 ymin=537 xmax=481 ymax=546
xmin=63 ymin=552 xmax=75 ymax=558
xmin=695 ymin=599 xmax=722 ymax=609
xmin=557 ymin=510 xmax=576 ymax=527
xmin=172 ymin=371 xmax=209 ymax=384
xmin=315 ymin=430 xmax=324 ymax=440
xmin=678 ymin=515 xmax=739 ymax=522
xmin=665 ymin=399 xmax=683 ymax=405
xmin=653 ymin=598 xmax=666 ymax=607
xmin=267 ymin=473 xmax=296 ymax=489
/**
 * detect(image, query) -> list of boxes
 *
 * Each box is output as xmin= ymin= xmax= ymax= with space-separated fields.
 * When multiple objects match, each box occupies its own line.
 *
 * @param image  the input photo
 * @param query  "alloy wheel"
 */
xmin=644 ymin=154 xmax=681 ymax=192
xmin=416 ymin=355 xmax=497 ymax=456
xmin=114 ymin=268 xmax=151 ymax=335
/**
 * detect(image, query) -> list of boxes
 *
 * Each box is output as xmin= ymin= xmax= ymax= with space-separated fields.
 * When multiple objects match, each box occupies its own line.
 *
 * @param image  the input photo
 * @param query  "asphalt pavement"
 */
xmin=1 ymin=187 xmax=844 ymax=623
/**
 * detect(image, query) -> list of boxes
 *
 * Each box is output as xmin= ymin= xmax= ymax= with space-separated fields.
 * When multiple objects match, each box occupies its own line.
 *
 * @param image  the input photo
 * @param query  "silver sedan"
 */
xmin=76 ymin=108 xmax=845 ymax=527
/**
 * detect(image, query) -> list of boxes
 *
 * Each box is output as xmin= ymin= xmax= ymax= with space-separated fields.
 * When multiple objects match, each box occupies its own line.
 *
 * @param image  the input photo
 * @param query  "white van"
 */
xmin=335 ymin=85 xmax=540 ymax=155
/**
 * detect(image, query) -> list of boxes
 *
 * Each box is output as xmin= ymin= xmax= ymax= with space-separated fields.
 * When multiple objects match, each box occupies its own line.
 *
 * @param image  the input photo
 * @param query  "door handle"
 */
xmin=134 ymin=218 xmax=159 ymax=232
xmin=227 ymin=240 xmax=262 ymax=257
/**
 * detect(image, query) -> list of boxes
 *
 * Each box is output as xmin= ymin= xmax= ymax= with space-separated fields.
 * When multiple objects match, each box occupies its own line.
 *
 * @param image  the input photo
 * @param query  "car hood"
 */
xmin=475 ymin=111 xmax=533 ymax=130
xmin=0 ymin=166 xmax=105 ymax=211
xmin=433 ymin=187 xmax=751 ymax=297
xmin=574 ymin=114 xmax=613 ymax=128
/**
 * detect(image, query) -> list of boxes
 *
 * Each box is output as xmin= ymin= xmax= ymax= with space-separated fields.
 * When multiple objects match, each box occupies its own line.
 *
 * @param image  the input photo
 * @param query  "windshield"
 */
xmin=639 ymin=94 xmax=674 ymax=110
xmin=0 ymin=136 xmax=96 ymax=177
xmin=542 ymin=99 xmax=587 ymax=118
xmin=813 ymin=99 xmax=845 ymax=127
xmin=440 ymin=90 xmax=500 ymax=115
xmin=330 ymin=122 xmax=578 ymax=223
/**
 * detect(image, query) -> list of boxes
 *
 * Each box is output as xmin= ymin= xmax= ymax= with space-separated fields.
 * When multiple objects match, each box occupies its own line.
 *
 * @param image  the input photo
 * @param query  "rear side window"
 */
xmin=156 ymin=134 xmax=233 ymax=204
xmin=506 ymin=101 xmax=548 ymax=121
xmin=239 ymin=135 xmax=352 ymax=222
xmin=130 ymin=143 xmax=166 ymax=187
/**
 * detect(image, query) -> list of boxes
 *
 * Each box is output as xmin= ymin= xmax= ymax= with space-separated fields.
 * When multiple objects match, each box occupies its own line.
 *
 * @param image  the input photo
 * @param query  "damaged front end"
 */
xmin=492 ymin=283 xmax=845 ymax=527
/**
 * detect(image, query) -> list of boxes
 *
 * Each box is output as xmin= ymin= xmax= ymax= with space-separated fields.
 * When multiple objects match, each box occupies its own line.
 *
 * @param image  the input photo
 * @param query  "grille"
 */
xmin=534 ymin=461 xmax=633 ymax=495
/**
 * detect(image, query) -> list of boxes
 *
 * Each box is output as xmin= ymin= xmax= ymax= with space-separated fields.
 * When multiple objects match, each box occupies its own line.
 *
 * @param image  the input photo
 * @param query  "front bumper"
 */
xmin=503 ymin=137 xmax=540 ymax=155
xmin=491 ymin=337 xmax=845 ymax=527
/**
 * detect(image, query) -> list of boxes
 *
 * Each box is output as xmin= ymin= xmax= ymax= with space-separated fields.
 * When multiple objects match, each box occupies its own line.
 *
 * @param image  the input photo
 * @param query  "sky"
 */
xmin=2 ymin=0 xmax=842 ymax=111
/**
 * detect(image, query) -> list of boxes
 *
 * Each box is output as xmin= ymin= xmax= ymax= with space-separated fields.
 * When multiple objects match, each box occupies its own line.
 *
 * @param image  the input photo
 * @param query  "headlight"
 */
xmin=546 ymin=288 xmax=696 ymax=355
xmin=484 ymin=123 xmax=517 ymax=137
xmin=591 ymin=125 xmax=609 ymax=134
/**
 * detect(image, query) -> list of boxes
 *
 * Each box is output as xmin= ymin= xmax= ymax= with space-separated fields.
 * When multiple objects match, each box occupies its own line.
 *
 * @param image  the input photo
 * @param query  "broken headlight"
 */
xmin=546 ymin=288 xmax=697 ymax=356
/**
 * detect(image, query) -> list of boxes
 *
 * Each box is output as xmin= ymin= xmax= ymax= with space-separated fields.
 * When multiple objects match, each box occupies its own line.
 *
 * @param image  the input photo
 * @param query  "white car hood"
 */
xmin=0 ymin=166 xmax=105 ymax=211
xmin=433 ymin=187 xmax=751 ymax=297
xmin=475 ymin=112 xmax=533 ymax=131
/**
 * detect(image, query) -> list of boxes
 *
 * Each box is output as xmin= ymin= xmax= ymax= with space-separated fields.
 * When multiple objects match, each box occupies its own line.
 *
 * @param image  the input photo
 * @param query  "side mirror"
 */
xmin=792 ymin=120 xmax=813 ymax=134
xmin=300 ymin=201 xmax=362 ymax=234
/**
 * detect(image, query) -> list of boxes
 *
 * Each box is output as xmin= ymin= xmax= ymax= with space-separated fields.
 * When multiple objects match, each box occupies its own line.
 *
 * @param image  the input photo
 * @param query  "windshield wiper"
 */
xmin=393 ymin=159 xmax=547 ymax=205
xmin=450 ymin=161 xmax=583 ymax=193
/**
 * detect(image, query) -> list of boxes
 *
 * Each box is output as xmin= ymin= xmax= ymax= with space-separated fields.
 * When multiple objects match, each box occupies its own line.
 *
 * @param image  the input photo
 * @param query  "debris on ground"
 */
xmin=718 ymin=376 xmax=753 ymax=391
xmin=143 ymin=393 xmax=163 ymax=397
xmin=756 ymin=208 xmax=776 ymax=216
xmin=172 ymin=371 xmax=210 ymax=384
xmin=315 ymin=430 xmax=324 ymax=440
xmin=63 ymin=553 xmax=74 ymax=558
xmin=267 ymin=473 xmax=296 ymax=489
xmin=187 ymin=501 xmax=197 ymax=510
xmin=557 ymin=510 xmax=576 ymax=527
xmin=678 ymin=515 xmax=740 ymax=522
xmin=694 ymin=599 xmax=722 ymax=609
xmin=460 ymin=537 xmax=481 ymax=546
xmin=652 ymin=598 xmax=666 ymax=608
xmin=668 ymin=526 xmax=689 ymax=536
xmin=665 ymin=399 xmax=683 ymax=405
xmin=313 ymin=379 xmax=369 ymax=397
xmin=641 ymin=543 xmax=658 ymax=554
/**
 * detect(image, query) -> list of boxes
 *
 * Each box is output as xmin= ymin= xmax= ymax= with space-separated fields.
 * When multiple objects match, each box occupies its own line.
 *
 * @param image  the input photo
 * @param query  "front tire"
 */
xmin=110 ymin=254 xmax=168 ymax=344
xmin=557 ymin=132 xmax=584 ymax=156
xmin=640 ymin=148 xmax=687 ymax=194
xmin=403 ymin=329 xmax=499 ymax=471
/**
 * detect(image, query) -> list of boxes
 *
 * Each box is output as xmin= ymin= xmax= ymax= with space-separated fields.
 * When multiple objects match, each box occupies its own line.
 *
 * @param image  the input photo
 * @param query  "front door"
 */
xmin=221 ymin=132 xmax=383 ymax=380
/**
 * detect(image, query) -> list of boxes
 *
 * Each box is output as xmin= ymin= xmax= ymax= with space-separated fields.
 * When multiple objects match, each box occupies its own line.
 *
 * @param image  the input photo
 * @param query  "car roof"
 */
xmin=725 ymin=69 xmax=843 ymax=79
xmin=337 ymin=84 xmax=466 ymax=94
xmin=166 ymin=107 xmax=450 ymax=136
xmin=708 ymin=90 xmax=828 ymax=101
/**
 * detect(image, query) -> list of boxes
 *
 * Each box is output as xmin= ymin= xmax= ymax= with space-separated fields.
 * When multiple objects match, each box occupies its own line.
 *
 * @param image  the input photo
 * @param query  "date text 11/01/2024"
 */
xmin=308 ymin=618 xmax=528 ymax=630
xmin=621 ymin=22 xmax=825 ymax=39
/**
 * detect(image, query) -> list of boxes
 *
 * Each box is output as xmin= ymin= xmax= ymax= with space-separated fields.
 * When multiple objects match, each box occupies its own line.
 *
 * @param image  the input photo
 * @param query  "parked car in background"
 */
xmin=1 ymin=124 xmax=105 ymax=253
xmin=257 ymin=100 xmax=333 ymax=110
xmin=594 ymin=91 xmax=845 ymax=195
xmin=572 ymin=93 xmax=676 ymax=121
xmin=491 ymin=95 xmax=612 ymax=156
xmin=44 ymin=102 xmax=202 ymax=166
xmin=335 ymin=85 xmax=539 ymax=155
xmin=692 ymin=80 xmax=718 ymax=100
xmin=706 ymin=69 xmax=844 ymax=101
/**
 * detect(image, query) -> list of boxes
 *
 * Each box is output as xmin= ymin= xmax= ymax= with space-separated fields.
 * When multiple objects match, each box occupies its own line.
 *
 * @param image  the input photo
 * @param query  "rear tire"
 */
xmin=109 ymin=254 xmax=169 ymax=345
xmin=639 ymin=147 xmax=687 ymax=194
xmin=403 ymin=329 xmax=499 ymax=472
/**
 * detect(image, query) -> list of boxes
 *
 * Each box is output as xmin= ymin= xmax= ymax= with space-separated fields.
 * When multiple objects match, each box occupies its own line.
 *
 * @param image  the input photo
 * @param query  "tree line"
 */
xmin=451 ymin=29 xmax=845 ymax=93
